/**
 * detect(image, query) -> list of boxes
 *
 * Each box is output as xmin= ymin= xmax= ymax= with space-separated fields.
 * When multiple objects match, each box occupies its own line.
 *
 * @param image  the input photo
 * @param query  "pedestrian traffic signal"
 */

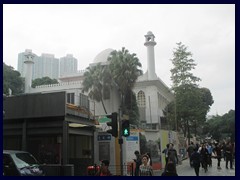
xmin=122 ymin=120 xmax=130 ymax=137
xmin=106 ymin=112 xmax=118 ymax=137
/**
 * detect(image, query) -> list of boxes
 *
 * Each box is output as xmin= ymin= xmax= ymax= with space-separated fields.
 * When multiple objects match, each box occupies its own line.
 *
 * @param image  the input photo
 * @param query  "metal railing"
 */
xmin=87 ymin=163 xmax=134 ymax=176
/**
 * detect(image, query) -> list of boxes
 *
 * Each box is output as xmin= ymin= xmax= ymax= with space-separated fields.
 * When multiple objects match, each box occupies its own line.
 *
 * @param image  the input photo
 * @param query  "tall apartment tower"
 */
xmin=59 ymin=54 xmax=78 ymax=77
xmin=34 ymin=53 xmax=59 ymax=80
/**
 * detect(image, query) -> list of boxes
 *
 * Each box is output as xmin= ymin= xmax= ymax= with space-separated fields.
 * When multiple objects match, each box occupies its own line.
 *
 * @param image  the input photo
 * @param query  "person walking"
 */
xmin=225 ymin=141 xmax=234 ymax=169
xmin=139 ymin=154 xmax=153 ymax=176
xmin=200 ymin=144 xmax=209 ymax=173
xmin=206 ymin=143 xmax=213 ymax=167
xmin=133 ymin=150 xmax=141 ymax=176
xmin=162 ymin=144 xmax=169 ymax=166
xmin=187 ymin=141 xmax=195 ymax=167
xmin=213 ymin=142 xmax=223 ymax=169
xmin=190 ymin=147 xmax=201 ymax=176
xmin=161 ymin=162 xmax=178 ymax=176
xmin=167 ymin=143 xmax=178 ymax=167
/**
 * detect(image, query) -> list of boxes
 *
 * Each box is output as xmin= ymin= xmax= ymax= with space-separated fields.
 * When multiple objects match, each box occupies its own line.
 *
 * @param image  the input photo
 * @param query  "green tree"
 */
xmin=82 ymin=63 xmax=111 ymax=114
xmin=124 ymin=90 xmax=140 ymax=125
xmin=202 ymin=110 xmax=235 ymax=141
xmin=170 ymin=42 xmax=201 ymax=89
xmin=108 ymin=47 xmax=142 ymax=123
xmin=3 ymin=62 xmax=24 ymax=95
xmin=139 ymin=133 xmax=147 ymax=154
xmin=82 ymin=47 xmax=142 ymax=121
xmin=32 ymin=77 xmax=58 ymax=88
xmin=169 ymin=42 xmax=213 ymax=144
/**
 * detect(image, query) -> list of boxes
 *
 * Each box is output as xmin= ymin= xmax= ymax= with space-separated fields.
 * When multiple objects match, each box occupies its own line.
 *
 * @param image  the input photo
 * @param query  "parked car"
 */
xmin=3 ymin=150 xmax=45 ymax=176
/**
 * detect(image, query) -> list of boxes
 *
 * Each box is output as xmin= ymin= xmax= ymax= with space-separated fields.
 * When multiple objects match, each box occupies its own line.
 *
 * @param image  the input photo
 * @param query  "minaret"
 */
xmin=144 ymin=31 xmax=157 ymax=80
xmin=24 ymin=50 xmax=35 ymax=93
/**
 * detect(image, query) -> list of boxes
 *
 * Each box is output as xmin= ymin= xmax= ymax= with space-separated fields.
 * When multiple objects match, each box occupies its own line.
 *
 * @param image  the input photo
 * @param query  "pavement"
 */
xmin=153 ymin=158 xmax=235 ymax=176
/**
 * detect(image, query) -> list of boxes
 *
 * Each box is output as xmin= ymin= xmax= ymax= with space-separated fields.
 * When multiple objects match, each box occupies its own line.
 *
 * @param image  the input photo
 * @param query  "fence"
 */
xmin=87 ymin=163 xmax=134 ymax=176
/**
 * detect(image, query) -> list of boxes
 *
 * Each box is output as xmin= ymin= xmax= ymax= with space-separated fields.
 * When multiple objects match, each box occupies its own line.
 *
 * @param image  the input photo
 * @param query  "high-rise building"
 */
xmin=33 ymin=53 xmax=59 ymax=80
xmin=59 ymin=54 xmax=78 ymax=77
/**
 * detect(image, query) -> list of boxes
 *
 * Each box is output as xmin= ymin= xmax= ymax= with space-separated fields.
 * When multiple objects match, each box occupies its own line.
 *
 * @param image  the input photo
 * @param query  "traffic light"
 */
xmin=106 ymin=112 xmax=118 ymax=137
xmin=122 ymin=120 xmax=130 ymax=137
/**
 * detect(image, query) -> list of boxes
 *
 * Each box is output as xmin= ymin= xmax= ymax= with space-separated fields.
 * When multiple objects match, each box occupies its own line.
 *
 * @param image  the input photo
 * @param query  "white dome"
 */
xmin=93 ymin=48 xmax=114 ymax=63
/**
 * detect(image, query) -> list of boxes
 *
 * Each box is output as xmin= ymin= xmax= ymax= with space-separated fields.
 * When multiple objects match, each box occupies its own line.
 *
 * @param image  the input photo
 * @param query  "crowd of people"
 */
xmin=94 ymin=140 xmax=235 ymax=176
xmin=187 ymin=140 xmax=235 ymax=176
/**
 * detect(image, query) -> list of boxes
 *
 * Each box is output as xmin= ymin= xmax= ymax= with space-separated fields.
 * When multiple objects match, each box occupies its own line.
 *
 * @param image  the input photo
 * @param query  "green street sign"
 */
xmin=98 ymin=116 xmax=111 ymax=123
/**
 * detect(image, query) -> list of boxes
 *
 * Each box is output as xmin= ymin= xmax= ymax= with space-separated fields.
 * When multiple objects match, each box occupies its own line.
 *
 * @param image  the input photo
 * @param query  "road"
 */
xmin=153 ymin=158 xmax=235 ymax=176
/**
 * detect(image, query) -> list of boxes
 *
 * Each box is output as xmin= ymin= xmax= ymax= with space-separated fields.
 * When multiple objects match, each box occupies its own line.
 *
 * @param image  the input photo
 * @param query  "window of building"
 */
xmin=79 ymin=93 xmax=89 ymax=109
xmin=67 ymin=93 xmax=75 ymax=104
xmin=137 ymin=91 xmax=146 ymax=107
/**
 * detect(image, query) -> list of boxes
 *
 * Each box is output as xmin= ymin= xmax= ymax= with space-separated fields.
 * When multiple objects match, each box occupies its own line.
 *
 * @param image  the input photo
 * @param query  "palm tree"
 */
xmin=108 ymin=47 xmax=142 ymax=117
xmin=82 ymin=63 xmax=110 ymax=114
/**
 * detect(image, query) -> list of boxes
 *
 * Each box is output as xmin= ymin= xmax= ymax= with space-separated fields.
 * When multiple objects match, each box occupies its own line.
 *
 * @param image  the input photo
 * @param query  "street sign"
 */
xmin=97 ymin=135 xmax=111 ymax=141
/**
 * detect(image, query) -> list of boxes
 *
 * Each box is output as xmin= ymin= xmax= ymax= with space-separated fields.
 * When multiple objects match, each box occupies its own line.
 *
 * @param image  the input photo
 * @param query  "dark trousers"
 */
xmin=194 ymin=166 xmax=200 ymax=176
xmin=134 ymin=168 xmax=139 ymax=176
xmin=226 ymin=155 xmax=233 ymax=168
xmin=217 ymin=158 xmax=221 ymax=167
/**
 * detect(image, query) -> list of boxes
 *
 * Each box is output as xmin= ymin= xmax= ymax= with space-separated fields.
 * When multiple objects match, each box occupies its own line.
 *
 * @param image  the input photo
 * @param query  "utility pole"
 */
xmin=118 ymin=108 xmax=123 ymax=176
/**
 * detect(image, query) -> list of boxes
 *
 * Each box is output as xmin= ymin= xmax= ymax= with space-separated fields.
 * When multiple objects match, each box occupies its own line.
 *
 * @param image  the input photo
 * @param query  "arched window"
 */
xmin=137 ymin=91 xmax=146 ymax=107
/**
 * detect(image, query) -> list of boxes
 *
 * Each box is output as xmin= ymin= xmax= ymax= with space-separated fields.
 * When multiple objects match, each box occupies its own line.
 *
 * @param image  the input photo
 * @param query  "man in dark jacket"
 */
xmin=213 ymin=143 xmax=222 ymax=169
xmin=167 ymin=143 xmax=178 ymax=167
xmin=225 ymin=142 xmax=234 ymax=169
xmin=187 ymin=142 xmax=195 ymax=167
xmin=190 ymin=148 xmax=201 ymax=176
xmin=134 ymin=150 xmax=141 ymax=176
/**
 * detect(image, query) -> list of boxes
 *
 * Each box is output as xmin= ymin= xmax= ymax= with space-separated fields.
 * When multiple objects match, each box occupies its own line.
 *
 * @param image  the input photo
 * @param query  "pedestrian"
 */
xmin=200 ymin=143 xmax=209 ymax=173
xmin=133 ymin=150 xmax=141 ymax=176
xmin=167 ymin=143 xmax=178 ymax=167
xmin=139 ymin=154 xmax=153 ymax=176
xmin=190 ymin=147 xmax=201 ymax=176
xmin=225 ymin=141 xmax=234 ymax=169
xmin=187 ymin=141 xmax=195 ymax=167
xmin=162 ymin=144 xmax=169 ymax=166
xmin=206 ymin=143 xmax=213 ymax=167
xmin=213 ymin=142 xmax=222 ymax=169
xmin=161 ymin=162 xmax=178 ymax=176
xmin=222 ymin=141 xmax=226 ymax=161
xmin=95 ymin=160 xmax=112 ymax=176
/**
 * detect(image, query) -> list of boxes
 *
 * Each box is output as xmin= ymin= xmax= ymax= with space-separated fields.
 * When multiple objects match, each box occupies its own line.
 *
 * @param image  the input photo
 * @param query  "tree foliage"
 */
xmin=108 ymin=47 xmax=142 ymax=125
xmin=32 ymin=77 xmax=58 ymax=88
xmin=170 ymin=42 xmax=201 ymax=89
xmin=108 ymin=47 xmax=142 ymax=97
xmin=124 ymin=90 xmax=140 ymax=125
xmin=3 ymin=62 xmax=24 ymax=95
xmin=82 ymin=63 xmax=111 ymax=114
xmin=202 ymin=110 xmax=235 ymax=141
xmin=168 ymin=42 xmax=213 ymax=141
xmin=139 ymin=133 xmax=147 ymax=154
xmin=82 ymin=47 xmax=142 ymax=122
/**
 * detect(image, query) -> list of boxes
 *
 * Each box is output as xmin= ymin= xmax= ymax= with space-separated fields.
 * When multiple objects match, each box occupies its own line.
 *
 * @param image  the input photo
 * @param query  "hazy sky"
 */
xmin=3 ymin=4 xmax=235 ymax=116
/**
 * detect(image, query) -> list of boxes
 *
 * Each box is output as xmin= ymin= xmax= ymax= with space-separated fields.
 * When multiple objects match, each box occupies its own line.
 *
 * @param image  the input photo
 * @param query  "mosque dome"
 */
xmin=93 ymin=48 xmax=114 ymax=63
